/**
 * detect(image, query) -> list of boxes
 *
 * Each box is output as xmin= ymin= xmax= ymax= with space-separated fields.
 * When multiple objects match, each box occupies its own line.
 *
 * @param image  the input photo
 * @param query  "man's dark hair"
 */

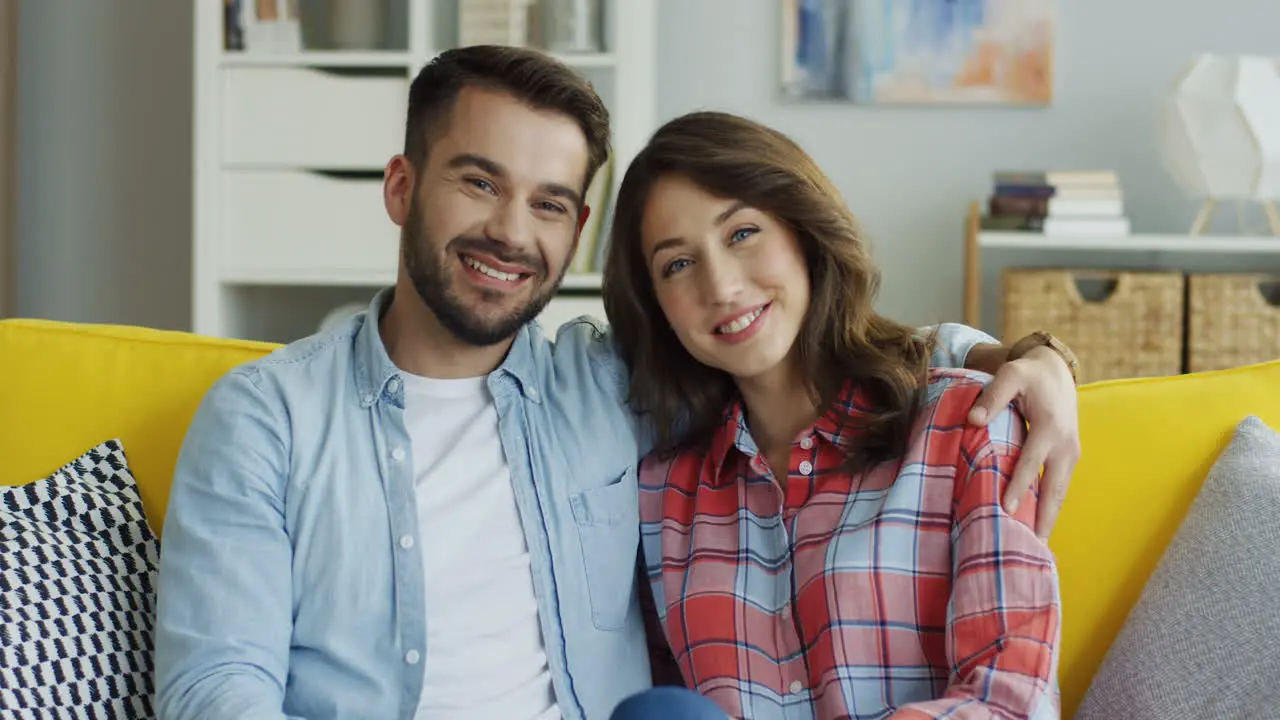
xmin=404 ymin=45 xmax=612 ymax=194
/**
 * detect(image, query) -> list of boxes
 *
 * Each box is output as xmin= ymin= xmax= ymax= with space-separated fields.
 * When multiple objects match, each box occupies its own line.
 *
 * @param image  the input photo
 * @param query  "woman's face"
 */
xmin=640 ymin=173 xmax=811 ymax=384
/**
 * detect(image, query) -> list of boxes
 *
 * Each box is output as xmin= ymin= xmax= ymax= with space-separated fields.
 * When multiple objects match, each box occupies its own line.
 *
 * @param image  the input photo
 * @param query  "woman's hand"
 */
xmin=967 ymin=345 xmax=1081 ymax=539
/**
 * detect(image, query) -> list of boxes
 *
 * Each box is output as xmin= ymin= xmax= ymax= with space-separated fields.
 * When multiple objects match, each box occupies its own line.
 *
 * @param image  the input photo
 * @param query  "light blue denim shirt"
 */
xmin=154 ymin=287 xmax=994 ymax=720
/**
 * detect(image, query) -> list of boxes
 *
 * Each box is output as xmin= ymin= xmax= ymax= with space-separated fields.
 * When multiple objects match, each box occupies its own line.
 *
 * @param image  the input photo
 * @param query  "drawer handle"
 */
xmin=308 ymin=169 xmax=385 ymax=181
xmin=293 ymin=66 xmax=406 ymax=80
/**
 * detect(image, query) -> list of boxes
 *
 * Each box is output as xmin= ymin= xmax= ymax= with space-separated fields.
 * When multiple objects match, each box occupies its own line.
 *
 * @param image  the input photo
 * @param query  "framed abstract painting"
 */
xmin=781 ymin=0 xmax=1055 ymax=106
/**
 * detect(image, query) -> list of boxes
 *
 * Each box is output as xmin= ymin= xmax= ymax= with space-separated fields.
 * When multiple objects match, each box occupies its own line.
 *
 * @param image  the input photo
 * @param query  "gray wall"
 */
xmin=657 ymin=0 xmax=1280 ymax=328
xmin=13 ymin=0 xmax=1280 ymax=331
xmin=16 ymin=0 xmax=192 ymax=330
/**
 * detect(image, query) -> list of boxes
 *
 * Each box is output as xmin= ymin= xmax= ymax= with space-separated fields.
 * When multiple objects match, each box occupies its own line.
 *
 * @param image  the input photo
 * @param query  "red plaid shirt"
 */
xmin=639 ymin=369 xmax=1061 ymax=719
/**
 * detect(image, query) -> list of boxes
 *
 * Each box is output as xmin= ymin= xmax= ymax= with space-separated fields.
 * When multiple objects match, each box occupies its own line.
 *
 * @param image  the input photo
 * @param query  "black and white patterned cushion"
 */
xmin=0 ymin=440 xmax=158 ymax=719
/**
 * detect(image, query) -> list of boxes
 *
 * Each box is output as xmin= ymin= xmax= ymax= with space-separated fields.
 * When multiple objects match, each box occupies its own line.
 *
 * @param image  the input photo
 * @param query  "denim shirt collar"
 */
xmin=352 ymin=287 xmax=542 ymax=408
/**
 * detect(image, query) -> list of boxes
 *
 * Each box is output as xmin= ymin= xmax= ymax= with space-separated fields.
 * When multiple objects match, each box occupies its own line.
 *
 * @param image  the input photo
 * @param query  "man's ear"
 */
xmin=383 ymin=155 xmax=414 ymax=227
xmin=577 ymin=205 xmax=591 ymax=236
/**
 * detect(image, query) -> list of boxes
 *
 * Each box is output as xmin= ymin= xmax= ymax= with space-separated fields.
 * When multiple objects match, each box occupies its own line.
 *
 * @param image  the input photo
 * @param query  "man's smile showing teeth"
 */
xmin=716 ymin=305 xmax=766 ymax=334
xmin=462 ymin=255 xmax=524 ymax=283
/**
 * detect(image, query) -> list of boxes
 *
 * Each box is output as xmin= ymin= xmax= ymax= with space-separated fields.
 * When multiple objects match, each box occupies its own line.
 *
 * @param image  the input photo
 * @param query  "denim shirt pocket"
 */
xmin=569 ymin=465 xmax=641 ymax=631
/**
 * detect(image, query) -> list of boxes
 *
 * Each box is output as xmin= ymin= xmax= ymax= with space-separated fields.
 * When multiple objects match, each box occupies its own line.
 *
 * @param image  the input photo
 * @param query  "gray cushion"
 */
xmin=1075 ymin=415 xmax=1280 ymax=719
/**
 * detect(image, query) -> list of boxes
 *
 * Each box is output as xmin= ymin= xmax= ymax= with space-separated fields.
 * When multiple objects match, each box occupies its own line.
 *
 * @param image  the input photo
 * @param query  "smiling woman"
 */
xmin=602 ymin=110 xmax=1063 ymax=720
xmin=0 ymin=0 xmax=13 ymax=318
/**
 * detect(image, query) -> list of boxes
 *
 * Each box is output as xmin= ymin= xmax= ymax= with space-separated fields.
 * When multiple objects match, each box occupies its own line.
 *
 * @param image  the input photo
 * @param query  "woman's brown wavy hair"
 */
xmin=602 ymin=111 xmax=935 ymax=473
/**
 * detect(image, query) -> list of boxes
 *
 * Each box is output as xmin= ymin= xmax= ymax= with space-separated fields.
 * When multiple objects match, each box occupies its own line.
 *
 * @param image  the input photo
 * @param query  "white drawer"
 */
xmin=538 ymin=296 xmax=607 ymax=336
xmin=221 ymin=67 xmax=408 ymax=169
xmin=219 ymin=170 xmax=399 ymax=282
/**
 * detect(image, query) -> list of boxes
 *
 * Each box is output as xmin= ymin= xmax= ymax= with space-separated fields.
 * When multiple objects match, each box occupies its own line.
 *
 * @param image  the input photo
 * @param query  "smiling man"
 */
xmin=153 ymin=45 xmax=1081 ymax=720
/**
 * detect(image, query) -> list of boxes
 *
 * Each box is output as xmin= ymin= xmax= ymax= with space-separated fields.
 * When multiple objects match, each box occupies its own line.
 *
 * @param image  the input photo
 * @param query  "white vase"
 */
xmin=1158 ymin=54 xmax=1280 ymax=200
xmin=540 ymin=0 xmax=602 ymax=53
xmin=331 ymin=0 xmax=385 ymax=50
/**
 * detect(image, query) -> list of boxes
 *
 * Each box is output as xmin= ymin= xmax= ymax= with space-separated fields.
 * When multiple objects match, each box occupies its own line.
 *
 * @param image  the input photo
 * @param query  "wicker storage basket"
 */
xmin=1187 ymin=273 xmax=1280 ymax=373
xmin=1002 ymin=269 xmax=1185 ymax=384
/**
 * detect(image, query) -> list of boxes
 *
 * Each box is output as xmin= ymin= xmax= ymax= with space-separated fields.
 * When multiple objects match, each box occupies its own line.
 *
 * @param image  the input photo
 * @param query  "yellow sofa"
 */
xmin=3 ymin=317 xmax=1279 ymax=717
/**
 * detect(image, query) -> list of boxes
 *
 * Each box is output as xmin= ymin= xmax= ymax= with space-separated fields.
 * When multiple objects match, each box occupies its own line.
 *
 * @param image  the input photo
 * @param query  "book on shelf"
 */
xmin=568 ymin=154 xmax=614 ymax=274
xmin=981 ymin=169 xmax=1130 ymax=236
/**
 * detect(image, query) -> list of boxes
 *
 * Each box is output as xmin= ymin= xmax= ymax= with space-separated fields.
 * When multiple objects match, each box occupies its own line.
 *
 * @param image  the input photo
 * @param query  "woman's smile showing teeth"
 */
xmin=713 ymin=303 xmax=771 ymax=343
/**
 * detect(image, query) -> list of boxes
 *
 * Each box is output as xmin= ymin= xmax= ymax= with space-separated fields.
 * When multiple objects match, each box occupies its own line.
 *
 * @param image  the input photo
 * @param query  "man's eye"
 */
xmin=469 ymin=178 xmax=496 ymax=194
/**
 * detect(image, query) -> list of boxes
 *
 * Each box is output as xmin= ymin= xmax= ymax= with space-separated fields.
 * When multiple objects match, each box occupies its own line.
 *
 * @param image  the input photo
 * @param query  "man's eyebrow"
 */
xmin=446 ymin=153 xmax=583 ymax=210
xmin=541 ymin=182 xmax=583 ymax=211
xmin=446 ymin=153 xmax=506 ymax=177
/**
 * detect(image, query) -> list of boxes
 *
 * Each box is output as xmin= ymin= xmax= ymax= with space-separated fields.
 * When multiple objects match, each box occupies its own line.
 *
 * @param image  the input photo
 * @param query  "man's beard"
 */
xmin=402 ymin=199 xmax=568 ymax=347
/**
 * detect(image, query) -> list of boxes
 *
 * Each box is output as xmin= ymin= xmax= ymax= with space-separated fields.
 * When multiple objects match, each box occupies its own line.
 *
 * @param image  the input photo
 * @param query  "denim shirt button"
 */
xmin=404 ymin=650 xmax=420 ymax=665
xmin=399 ymin=535 xmax=414 ymax=550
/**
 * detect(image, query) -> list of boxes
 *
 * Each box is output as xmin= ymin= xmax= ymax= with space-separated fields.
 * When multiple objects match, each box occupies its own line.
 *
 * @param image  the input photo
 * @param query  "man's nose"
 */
xmin=483 ymin=197 xmax=534 ymax=250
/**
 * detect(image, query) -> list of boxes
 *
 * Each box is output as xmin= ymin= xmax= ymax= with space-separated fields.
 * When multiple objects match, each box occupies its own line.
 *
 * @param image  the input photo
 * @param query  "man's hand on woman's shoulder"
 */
xmin=967 ymin=342 xmax=1081 ymax=540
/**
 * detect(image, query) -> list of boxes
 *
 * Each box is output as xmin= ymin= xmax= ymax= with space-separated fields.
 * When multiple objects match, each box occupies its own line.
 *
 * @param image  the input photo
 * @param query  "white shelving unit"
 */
xmin=978 ymin=231 xmax=1280 ymax=255
xmin=962 ymin=201 xmax=1280 ymax=335
xmin=192 ymin=0 xmax=656 ymax=343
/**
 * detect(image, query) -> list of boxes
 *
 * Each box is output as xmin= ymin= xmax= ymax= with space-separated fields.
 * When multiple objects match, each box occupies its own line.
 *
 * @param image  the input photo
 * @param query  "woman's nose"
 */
xmin=699 ymin=257 xmax=745 ymax=306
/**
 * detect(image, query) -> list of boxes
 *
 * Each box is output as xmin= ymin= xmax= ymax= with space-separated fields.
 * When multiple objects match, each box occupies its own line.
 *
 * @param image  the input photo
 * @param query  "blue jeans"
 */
xmin=610 ymin=687 xmax=727 ymax=719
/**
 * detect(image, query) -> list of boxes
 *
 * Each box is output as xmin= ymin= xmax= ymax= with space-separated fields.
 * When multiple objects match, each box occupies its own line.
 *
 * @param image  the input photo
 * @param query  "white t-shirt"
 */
xmin=402 ymin=372 xmax=560 ymax=720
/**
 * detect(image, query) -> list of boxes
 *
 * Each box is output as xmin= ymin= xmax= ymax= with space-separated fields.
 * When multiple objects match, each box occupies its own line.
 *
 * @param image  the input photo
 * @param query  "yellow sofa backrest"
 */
xmin=0 ymin=319 xmax=276 ymax=534
xmin=1049 ymin=359 xmax=1280 ymax=716
xmin=3 ymin=318 xmax=1279 ymax=715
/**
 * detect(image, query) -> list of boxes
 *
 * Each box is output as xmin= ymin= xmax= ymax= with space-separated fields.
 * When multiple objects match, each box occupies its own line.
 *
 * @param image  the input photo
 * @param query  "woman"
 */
xmin=601 ymin=112 xmax=1061 ymax=720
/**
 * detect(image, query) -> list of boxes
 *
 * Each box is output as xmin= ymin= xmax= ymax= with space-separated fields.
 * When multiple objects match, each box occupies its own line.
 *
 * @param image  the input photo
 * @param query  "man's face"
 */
xmin=401 ymin=87 xmax=590 ymax=346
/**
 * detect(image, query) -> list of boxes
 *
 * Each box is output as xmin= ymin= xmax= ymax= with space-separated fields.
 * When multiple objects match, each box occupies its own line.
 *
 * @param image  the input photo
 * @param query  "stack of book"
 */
xmin=981 ymin=170 xmax=1131 ymax=236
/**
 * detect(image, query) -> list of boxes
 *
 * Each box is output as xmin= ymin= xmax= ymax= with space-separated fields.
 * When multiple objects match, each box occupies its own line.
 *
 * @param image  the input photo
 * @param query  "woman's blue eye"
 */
xmin=731 ymin=227 xmax=758 ymax=242
xmin=663 ymin=258 xmax=690 ymax=277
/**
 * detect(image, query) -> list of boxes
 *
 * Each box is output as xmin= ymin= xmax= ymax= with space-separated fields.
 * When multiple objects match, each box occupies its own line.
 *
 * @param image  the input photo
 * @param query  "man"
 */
xmin=154 ymin=45 xmax=1080 ymax=720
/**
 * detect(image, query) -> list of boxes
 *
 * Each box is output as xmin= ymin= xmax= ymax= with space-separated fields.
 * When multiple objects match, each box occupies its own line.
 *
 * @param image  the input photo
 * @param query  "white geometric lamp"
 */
xmin=1156 ymin=54 xmax=1280 ymax=235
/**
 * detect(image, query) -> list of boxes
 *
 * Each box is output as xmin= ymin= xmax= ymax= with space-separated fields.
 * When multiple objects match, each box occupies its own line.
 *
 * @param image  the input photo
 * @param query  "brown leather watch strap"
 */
xmin=1008 ymin=330 xmax=1080 ymax=385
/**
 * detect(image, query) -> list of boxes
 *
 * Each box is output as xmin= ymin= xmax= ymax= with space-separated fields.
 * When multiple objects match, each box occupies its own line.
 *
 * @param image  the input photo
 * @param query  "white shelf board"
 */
xmin=560 ymin=272 xmax=602 ymax=290
xmin=219 ymin=50 xmax=614 ymax=70
xmin=550 ymin=52 xmax=616 ymax=68
xmin=220 ymin=269 xmax=604 ymax=291
xmin=221 ymin=51 xmax=413 ymax=68
xmin=222 ymin=267 xmax=396 ymax=287
xmin=979 ymin=231 xmax=1280 ymax=254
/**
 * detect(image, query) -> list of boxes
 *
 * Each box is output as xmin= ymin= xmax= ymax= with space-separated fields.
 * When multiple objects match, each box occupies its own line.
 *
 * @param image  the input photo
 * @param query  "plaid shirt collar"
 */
xmin=706 ymin=383 xmax=868 ymax=485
